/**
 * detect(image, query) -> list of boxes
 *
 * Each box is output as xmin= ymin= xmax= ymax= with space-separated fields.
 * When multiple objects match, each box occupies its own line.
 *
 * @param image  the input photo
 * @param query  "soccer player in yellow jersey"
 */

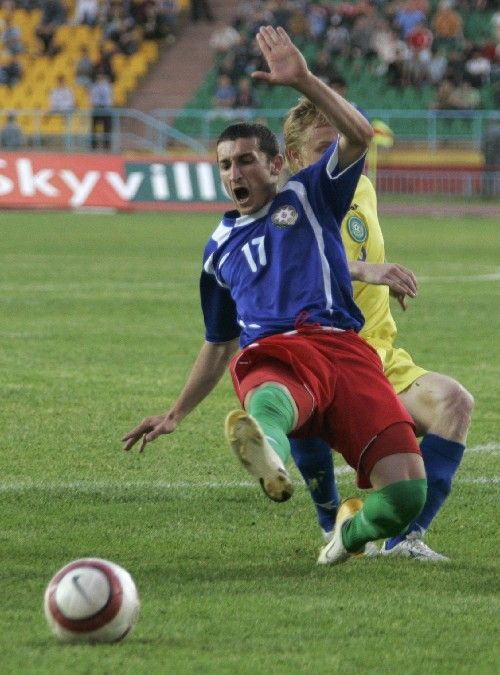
xmin=283 ymin=98 xmax=474 ymax=561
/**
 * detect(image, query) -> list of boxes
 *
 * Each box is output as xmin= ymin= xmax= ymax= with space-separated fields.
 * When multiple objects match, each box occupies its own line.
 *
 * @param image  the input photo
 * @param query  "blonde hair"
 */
xmin=283 ymin=97 xmax=328 ymax=173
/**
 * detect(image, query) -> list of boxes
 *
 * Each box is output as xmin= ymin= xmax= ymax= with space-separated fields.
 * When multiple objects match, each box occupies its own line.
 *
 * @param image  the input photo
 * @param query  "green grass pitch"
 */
xmin=1 ymin=210 xmax=498 ymax=674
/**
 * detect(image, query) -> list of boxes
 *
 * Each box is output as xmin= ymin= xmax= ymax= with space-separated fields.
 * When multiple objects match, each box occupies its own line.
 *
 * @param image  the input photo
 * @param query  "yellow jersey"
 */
xmin=341 ymin=175 xmax=427 ymax=393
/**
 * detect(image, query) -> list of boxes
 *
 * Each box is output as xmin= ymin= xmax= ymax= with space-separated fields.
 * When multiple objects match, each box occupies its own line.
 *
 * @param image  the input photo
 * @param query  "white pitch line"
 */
xmin=0 ymin=476 xmax=498 ymax=492
xmin=466 ymin=443 xmax=500 ymax=453
xmin=0 ymin=444 xmax=497 ymax=494
xmin=418 ymin=272 xmax=500 ymax=283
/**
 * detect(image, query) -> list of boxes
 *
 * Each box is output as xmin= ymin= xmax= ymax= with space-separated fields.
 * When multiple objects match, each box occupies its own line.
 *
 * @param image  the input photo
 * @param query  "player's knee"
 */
xmin=248 ymin=385 xmax=285 ymax=416
xmin=440 ymin=380 xmax=475 ymax=427
xmin=377 ymin=479 xmax=427 ymax=537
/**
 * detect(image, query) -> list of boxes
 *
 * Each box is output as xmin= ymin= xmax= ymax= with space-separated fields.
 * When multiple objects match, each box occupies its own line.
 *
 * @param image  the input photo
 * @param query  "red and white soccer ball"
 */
xmin=44 ymin=558 xmax=140 ymax=643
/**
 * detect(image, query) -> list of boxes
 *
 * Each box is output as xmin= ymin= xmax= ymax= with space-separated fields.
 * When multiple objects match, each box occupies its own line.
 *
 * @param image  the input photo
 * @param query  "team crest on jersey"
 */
xmin=346 ymin=215 xmax=368 ymax=243
xmin=271 ymin=205 xmax=298 ymax=228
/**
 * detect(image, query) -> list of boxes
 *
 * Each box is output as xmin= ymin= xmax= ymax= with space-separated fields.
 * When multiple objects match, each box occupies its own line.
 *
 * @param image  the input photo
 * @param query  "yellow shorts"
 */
xmin=369 ymin=342 xmax=428 ymax=395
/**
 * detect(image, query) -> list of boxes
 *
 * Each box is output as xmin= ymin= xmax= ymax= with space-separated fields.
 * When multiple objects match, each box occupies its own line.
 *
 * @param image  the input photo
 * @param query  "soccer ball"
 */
xmin=44 ymin=558 xmax=140 ymax=643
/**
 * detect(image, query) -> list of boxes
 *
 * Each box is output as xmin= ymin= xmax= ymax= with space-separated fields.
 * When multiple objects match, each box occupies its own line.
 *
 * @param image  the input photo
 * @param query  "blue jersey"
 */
xmin=201 ymin=140 xmax=366 ymax=348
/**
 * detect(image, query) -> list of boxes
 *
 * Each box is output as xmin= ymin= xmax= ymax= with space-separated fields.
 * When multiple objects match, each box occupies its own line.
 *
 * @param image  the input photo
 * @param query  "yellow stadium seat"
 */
xmin=19 ymin=115 xmax=36 ymax=134
xmin=111 ymin=53 xmax=127 ymax=72
xmin=141 ymin=41 xmax=159 ymax=63
xmin=74 ymin=86 xmax=90 ymax=109
xmin=128 ymin=54 xmax=148 ymax=76
xmin=112 ymin=83 xmax=127 ymax=107
xmin=41 ymin=115 xmax=67 ymax=134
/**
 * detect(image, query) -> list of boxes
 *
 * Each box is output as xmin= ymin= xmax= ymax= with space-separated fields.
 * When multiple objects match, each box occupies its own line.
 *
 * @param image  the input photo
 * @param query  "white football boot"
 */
xmin=317 ymin=498 xmax=364 ymax=565
xmin=322 ymin=529 xmax=379 ymax=558
xmin=380 ymin=531 xmax=450 ymax=562
xmin=225 ymin=410 xmax=293 ymax=503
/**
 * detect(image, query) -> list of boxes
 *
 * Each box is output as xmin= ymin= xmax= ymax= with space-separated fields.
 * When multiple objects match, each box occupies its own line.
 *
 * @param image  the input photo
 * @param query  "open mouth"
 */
xmin=233 ymin=186 xmax=250 ymax=203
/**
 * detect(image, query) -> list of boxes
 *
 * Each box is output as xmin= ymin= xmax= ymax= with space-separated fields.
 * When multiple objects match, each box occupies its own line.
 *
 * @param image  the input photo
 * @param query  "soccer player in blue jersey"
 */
xmin=282 ymin=98 xmax=475 ymax=562
xmin=123 ymin=26 xmax=428 ymax=565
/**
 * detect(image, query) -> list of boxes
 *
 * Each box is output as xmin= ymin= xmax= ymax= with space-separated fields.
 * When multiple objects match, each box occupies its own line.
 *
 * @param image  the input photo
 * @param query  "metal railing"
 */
xmin=153 ymin=108 xmax=500 ymax=151
xmin=1 ymin=107 xmax=499 ymax=154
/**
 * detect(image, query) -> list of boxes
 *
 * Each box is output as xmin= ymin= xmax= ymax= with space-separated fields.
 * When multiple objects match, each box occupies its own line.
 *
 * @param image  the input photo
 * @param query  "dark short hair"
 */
xmin=216 ymin=123 xmax=279 ymax=159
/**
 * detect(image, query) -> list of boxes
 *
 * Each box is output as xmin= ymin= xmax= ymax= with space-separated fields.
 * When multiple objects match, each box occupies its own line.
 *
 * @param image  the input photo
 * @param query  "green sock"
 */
xmin=342 ymin=479 xmax=427 ymax=552
xmin=247 ymin=385 xmax=295 ymax=464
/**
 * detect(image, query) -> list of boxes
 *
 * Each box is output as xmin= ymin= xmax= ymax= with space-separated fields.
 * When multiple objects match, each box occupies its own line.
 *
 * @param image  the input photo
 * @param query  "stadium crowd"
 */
xmin=208 ymin=0 xmax=499 ymax=112
xmin=0 ymin=0 xmax=179 ymax=132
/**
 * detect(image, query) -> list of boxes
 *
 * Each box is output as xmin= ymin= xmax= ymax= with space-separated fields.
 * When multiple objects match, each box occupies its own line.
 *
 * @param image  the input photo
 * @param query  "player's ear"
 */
xmin=270 ymin=153 xmax=284 ymax=176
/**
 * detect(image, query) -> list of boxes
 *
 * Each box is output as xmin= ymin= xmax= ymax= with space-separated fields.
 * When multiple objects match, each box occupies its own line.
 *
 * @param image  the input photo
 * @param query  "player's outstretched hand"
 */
xmin=351 ymin=261 xmax=417 ymax=310
xmin=122 ymin=413 xmax=177 ymax=452
xmin=251 ymin=26 xmax=309 ymax=88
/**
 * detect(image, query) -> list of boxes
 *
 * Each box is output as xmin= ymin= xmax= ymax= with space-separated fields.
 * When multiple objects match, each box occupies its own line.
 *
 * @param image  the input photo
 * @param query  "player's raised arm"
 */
xmin=251 ymin=25 xmax=373 ymax=168
xmin=122 ymin=338 xmax=239 ymax=452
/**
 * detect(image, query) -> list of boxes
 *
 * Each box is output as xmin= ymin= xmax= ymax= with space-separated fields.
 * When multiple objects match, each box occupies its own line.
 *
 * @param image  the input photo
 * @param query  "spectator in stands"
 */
xmin=90 ymin=71 xmax=113 ymax=150
xmin=233 ymin=76 xmax=255 ymax=109
xmin=307 ymin=3 xmax=329 ymax=43
xmin=350 ymin=15 xmax=378 ymax=60
xmin=450 ymin=79 xmax=481 ymax=109
xmin=142 ymin=2 xmax=171 ymax=42
xmin=330 ymin=74 xmax=348 ymax=98
xmin=444 ymin=48 xmax=466 ymax=85
xmin=75 ymin=44 xmax=94 ymax=89
xmin=431 ymin=77 xmax=480 ymax=109
xmin=190 ymin=0 xmax=214 ymax=23
xmin=406 ymin=21 xmax=433 ymax=53
xmin=371 ymin=20 xmax=404 ymax=69
xmin=74 ymin=0 xmax=99 ymax=27
xmin=311 ymin=47 xmax=341 ymax=85
xmin=406 ymin=22 xmax=434 ymax=87
xmin=209 ymin=21 xmax=241 ymax=55
xmin=36 ymin=0 xmax=67 ymax=57
xmin=393 ymin=0 xmax=427 ymax=40
xmin=2 ymin=13 xmax=24 ymax=55
xmin=464 ymin=47 xmax=491 ymax=88
xmin=157 ymin=0 xmax=179 ymax=40
xmin=129 ymin=0 xmax=149 ymax=27
xmin=0 ymin=54 xmax=23 ymax=86
xmin=92 ymin=41 xmax=116 ymax=83
xmin=287 ymin=8 xmax=309 ymax=47
xmin=216 ymin=52 xmax=238 ymax=81
xmin=104 ymin=4 xmax=139 ymax=55
xmin=324 ymin=14 xmax=350 ymax=57
xmin=213 ymin=73 xmax=236 ymax=109
xmin=386 ymin=43 xmax=411 ymax=88
xmin=492 ymin=11 xmax=500 ymax=43
xmin=426 ymin=44 xmax=448 ymax=84
xmin=431 ymin=0 xmax=463 ymax=49
xmin=0 ymin=112 xmax=24 ymax=149
xmin=49 ymin=74 xmax=75 ymax=114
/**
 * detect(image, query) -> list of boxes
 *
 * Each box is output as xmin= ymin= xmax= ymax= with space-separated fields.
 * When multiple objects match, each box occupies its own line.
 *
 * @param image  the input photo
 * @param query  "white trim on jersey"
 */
xmin=233 ymin=202 xmax=272 ymax=228
xmin=286 ymin=180 xmax=334 ymax=318
xmin=204 ymin=221 xmax=232 ymax=286
xmin=325 ymin=140 xmax=340 ymax=178
xmin=327 ymin=146 xmax=368 ymax=180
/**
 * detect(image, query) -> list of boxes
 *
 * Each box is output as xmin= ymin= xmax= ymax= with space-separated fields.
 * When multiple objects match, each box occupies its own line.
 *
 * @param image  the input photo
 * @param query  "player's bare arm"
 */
xmin=251 ymin=25 xmax=373 ymax=168
xmin=349 ymin=260 xmax=418 ymax=310
xmin=122 ymin=338 xmax=239 ymax=452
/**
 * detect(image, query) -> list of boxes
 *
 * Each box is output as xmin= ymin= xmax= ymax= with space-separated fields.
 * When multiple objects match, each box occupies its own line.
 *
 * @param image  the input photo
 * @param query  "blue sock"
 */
xmin=290 ymin=436 xmax=340 ymax=534
xmin=385 ymin=434 xmax=465 ymax=549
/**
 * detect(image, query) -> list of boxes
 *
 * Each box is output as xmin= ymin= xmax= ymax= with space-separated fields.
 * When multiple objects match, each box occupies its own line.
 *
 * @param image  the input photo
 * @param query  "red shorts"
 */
xmin=229 ymin=327 xmax=418 ymax=488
